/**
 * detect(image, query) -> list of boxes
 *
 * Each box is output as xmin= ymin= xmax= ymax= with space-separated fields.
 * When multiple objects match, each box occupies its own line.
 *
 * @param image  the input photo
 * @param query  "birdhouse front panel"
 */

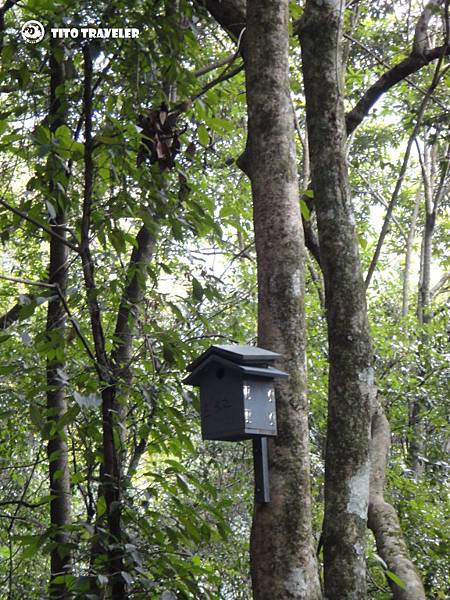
xmin=199 ymin=364 xmax=245 ymax=441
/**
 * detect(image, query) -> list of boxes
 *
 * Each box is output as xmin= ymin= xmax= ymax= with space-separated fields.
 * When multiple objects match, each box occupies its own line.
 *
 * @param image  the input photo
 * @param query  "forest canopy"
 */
xmin=0 ymin=1 xmax=448 ymax=599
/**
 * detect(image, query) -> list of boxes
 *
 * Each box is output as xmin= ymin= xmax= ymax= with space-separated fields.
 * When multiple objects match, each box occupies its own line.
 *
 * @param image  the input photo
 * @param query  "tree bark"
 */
xmin=410 ymin=139 xmax=449 ymax=475
xmin=416 ymin=140 xmax=449 ymax=325
xmin=46 ymin=35 xmax=72 ymax=599
xmin=81 ymin=44 xmax=125 ymax=599
xmin=299 ymin=3 xmax=373 ymax=598
xmin=241 ymin=0 xmax=321 ymax=598
xmin=196 ymin=1 xmax=429 ymax=597
xmin=402 ymin=189 xmax=421 ymax=317
xmin=369 ymin=403 xmax=426 ymax=600
xmin=417 ymin=139 xmax=435 ymax=328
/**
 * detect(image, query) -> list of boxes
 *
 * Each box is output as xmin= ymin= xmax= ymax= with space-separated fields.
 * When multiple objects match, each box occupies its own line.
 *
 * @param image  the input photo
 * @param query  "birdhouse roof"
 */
xmin=183 ymin=353 xmax=288 ymax=386
xmin=186 ymin=344 xmax=282 ymax=373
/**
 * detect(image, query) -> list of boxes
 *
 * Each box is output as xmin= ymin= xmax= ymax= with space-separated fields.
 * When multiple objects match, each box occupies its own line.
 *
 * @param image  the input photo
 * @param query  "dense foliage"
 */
xmin=0 ymin=0 xmax=448 ymax=598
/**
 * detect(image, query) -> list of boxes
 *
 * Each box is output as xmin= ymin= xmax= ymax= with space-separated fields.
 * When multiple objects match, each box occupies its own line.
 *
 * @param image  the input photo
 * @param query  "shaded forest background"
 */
xmin=0 ymin=0 xmax=448 ymax=598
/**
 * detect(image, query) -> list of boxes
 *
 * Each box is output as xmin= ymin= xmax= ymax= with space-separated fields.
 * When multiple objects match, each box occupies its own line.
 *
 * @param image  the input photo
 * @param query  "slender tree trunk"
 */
xmin=46 ymin=36 xmax=72 ymax=599
xmin=368 ymin=402 xmax=426 ymax=600
xmin=417 ymin=140 xmax=436 ymax=326
xmin=402 ymin=189 xmax=421 ymax=317
xmin=299 ymin=3 xmax=373 ymax=598
xmin=239 ymin=1 xmax=321 ymax=598
xmin=409 ymin=142 xmax=433 ymax=475
xmin=410 ymin=139 xmax=449 ymax=475
xmin=364 ymin=46 xmax=446 ymax=289
xmin=111 ymin=224 xmax=156 ymax=468
xmin=81 ymin=44 xmax=125 ymax=599
xmin=83 ymin=30 xmax=164 ymax=595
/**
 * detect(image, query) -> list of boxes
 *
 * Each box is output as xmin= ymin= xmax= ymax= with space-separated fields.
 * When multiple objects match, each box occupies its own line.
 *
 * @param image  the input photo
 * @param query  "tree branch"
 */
xmin=346 ymin=44 xmax=449 ymax=135
xmin=0 ymin=499 xmax=50 ymax=509
xmin=193 ymin=0 xmax=246 ymax=42
xmin=194 ymin=52 xmax=237 ymax=77
xmin=189 ymin=63 xmax=244 ymax=105
xmin=346 ymin=0 xmax=449 ymax=135
xmin=172 ymin=61 xmax=244 ymax=116
xmin=196 ymin=0 xmax=449 ymax=138
xmin=110 ymin=223 xmax=156 ymax=384
xmin=356 ymin=170 xmax=408 ymax=241
xmin=343 ymin=32 xmax=448 ymax=112
xmin=0 ymin=274 xmax=56 ymax=288
xmin=0 ymin=274 xmax=97 ymax=364
xmin=0 ymin=296 xmax=32 ymax=330
xmin=0 ymin=0 xmax=20 ymax=53
xmin=80 ymin=45 xmax=109 ymax=376
xmin=0 ymin=198 xmax=80 ymax=253
xmin=431 ymin=271 xmax=450 ymax=297
xmin=365 ymin=59 xmax=448 ymax=288
xmin=369 ymin=403 xmax=426 ymax=599
xmin=303 ymin=214 xmax=321 ymax=267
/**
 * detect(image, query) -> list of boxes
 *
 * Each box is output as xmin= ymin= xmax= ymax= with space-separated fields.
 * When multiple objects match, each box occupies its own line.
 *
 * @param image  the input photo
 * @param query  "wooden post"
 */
xmin=253 ymin=437 xmax=270 ymax=503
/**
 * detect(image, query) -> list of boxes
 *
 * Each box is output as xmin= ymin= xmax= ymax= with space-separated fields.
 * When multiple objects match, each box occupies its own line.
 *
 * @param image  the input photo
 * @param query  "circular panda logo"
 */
xmin=21 ymin=20 xmax=45 ymax=44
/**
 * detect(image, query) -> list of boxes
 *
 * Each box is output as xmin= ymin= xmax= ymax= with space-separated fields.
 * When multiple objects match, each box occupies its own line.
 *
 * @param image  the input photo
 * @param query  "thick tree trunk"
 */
xmin=47 ymin=36 xmax=72 ymax=599
xmin=299 ymin=3 xmax=373 ymax=598
xmin=369 ymin=404 xmax=426 ymax=599
xmin=240 ymin=1 xmax=321 ymax=598
xmin=195 ymin=2 xmax=427 ymax=597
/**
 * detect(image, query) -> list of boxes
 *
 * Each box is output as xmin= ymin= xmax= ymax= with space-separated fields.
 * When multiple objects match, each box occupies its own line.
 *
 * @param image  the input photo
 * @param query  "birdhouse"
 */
xmin=184 ymin=344 xmax=287 ymax=442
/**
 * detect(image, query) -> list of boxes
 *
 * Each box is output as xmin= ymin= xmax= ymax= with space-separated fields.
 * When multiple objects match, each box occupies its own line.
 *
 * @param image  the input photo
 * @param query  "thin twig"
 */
xmin=0 ymin=198 xmax=80 ymax=253
xmin=0 ymin=274 xmax=97 ymax=364
xmin=365 ymin=58 xmax=449 ymax=288
xmin=194 ymin=52 xmax=237 ymax=77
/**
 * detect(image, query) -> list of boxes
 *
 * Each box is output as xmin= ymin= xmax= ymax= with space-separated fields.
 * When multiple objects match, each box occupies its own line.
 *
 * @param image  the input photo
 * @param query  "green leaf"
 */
xmin=97 ymin=495 xmax=107 ymax=518
xmin=71 ymin=472 xmax=84 ymax=484
xmin=300 ymin=199 xmax=310 ymax=220
xmin=30 ymin=403 xmax=45 ymax=431
xmin=57 ymin=405 xmax=80 ymax=428
xmin=18 ymin=301 xmax=37 ymax=321
xmin=385 ymin=570 xmax=407 ymax=590
xmin=33 ymin=124 xmax=51 ymax=145
xmin=359 ymin=235 xmax=368 ymax=249
xmin=192 ymin=278 xmax=204 ymax=302
xmin=197 ymin=125 xmax=209 ymax=146
xmin=55 ymin=124 xmax=73 ymax=145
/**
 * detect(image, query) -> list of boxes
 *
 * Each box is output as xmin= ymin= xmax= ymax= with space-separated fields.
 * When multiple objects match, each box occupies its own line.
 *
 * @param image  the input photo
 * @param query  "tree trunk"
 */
xmin=46 ymin=36 xmax=72 ymax=599
xmin=417 ymin=139 xmax=437 ymax=326
xmin=81 ymin=44 xmax=125 ymax=599
xmin=299 ymin=3 xmax=373 ymax=598
xmin=369 ymin=403 xmax=426 ymax=599
xmin=402 ymin=189 xmax=421 ymax=317
xmin=411 ymin=139 xmax=449 ymax=475
xmin=240 ymin=0 xmax=321 ymax=598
